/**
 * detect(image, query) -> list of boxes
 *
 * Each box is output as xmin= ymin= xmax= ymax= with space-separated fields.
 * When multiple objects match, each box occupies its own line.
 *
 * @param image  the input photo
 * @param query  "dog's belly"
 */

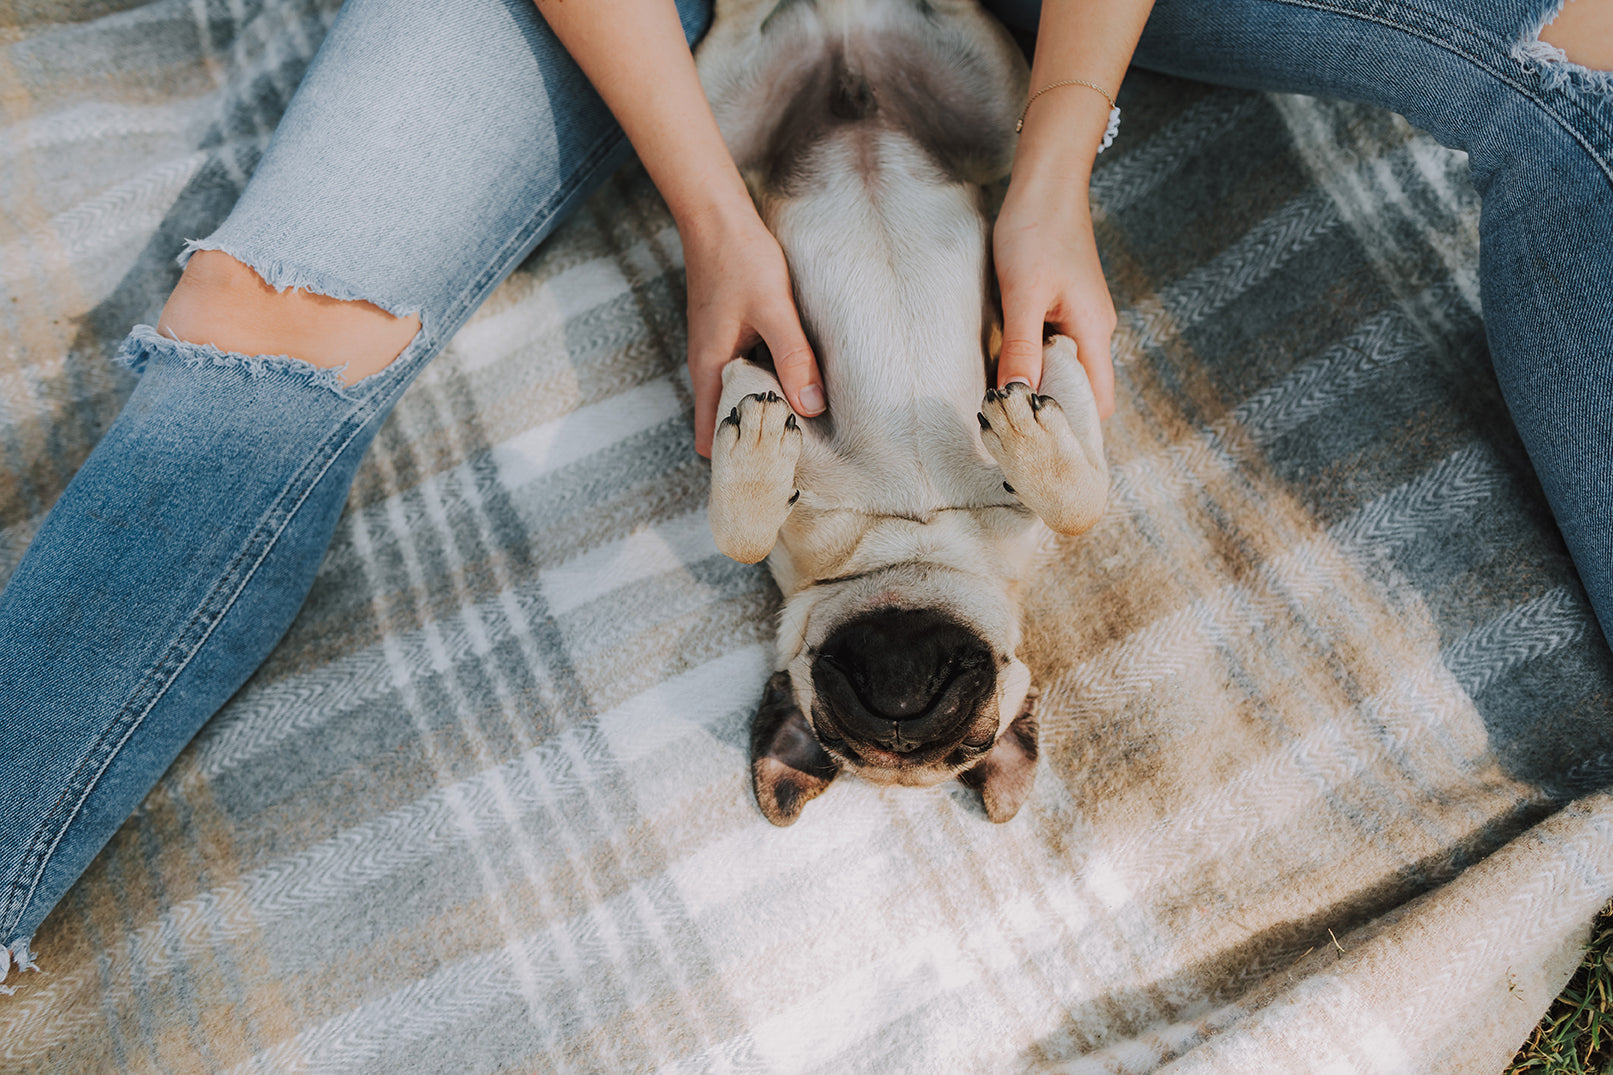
xmin=763 ymin=118 xmax=1010 ymax=517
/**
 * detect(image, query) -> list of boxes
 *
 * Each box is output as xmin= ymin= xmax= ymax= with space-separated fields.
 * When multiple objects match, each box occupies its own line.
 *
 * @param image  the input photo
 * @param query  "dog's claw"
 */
xmin=1030 ymin=394 xmax=1044 ymax=413
xmin=789 ymin=489 xmax=800 ymax=505
xmin=785 ymin=412 xmax=798 ymax=431
xmin=722 ymin=406 xmax=740 ymax=429
xmin=977 ymin=412 xmax=990 ymax=431
xmin=1003 ymin=481 xmax=1015 ymax=494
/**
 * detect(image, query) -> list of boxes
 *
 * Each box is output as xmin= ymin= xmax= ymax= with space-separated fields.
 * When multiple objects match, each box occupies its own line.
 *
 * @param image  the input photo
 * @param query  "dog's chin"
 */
xmin=822 ymin=754 xmax=956 ymax=787
xmin=811 ymin=712 xmax=997 ymax=787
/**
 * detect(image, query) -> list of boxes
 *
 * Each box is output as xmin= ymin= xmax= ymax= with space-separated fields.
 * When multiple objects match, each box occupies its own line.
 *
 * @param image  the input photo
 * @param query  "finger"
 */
xmin=1071 ymin=325 xmax=1116 ymax=420
xmin=688 ymin=328 xmax=730 ymax=459
xmin=756 ymin=300 xmax=824 ymax=418
xmin=998 ymin=289 xmax=1046 ymax=391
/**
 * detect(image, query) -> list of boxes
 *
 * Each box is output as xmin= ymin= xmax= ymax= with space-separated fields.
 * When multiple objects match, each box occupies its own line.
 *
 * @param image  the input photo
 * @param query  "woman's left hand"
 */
xmin=683 ymin=202 xmax=823 ymax=458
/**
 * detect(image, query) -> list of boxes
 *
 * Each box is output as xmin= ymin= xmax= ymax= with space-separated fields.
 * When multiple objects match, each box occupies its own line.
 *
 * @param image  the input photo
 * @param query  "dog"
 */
xmin=697 ymin=0 xmax=1109 ymax=825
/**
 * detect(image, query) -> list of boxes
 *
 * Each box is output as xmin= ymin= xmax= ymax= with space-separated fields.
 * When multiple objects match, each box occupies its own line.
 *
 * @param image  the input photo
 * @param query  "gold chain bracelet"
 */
xmin=1016 ymin=79 xmax=1123 ymax=152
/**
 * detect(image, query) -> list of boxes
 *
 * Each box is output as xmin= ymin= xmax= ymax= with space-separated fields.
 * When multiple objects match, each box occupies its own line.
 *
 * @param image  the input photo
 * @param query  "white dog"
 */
xmin=698 ymin=0 xmax=1109 ymax=825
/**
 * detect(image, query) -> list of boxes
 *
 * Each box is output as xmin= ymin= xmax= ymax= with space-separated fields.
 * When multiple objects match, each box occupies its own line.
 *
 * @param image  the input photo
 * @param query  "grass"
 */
xmin=1509 ymin=903 xmax=1613 ymax=1074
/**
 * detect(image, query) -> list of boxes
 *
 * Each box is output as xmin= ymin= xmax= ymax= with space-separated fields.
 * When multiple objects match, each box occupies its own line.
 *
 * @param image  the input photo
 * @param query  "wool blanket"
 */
xmin=2 ymin=2 xmax=1611 ymax=1072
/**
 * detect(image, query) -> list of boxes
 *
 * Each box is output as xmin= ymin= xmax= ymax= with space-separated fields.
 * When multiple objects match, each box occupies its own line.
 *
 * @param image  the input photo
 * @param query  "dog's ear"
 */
xmin=958 ymin=707 xmax=1038 ymax=823
xmin=752 ymin=670 xmax=841 ymax=826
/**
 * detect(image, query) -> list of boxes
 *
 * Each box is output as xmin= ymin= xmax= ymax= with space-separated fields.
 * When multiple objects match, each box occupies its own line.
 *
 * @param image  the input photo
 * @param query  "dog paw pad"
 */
xmin=979 ymin=384 xmax=1104 ymax=535
xmin=710 ymin=390 xmax=804 ymax=563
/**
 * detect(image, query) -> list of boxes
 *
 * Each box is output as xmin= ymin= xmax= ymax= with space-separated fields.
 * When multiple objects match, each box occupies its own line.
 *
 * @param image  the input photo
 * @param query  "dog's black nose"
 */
xmin=812 ymin=609 xmax=994 ymax=752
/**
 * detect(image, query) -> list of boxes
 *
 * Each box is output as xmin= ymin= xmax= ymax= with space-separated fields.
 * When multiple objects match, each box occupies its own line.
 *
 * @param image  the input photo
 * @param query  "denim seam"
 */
xmin=1262 ymin=0 xmax=1613 ymax=187
xmin=0 ymin=367 xmax=412 ymax=941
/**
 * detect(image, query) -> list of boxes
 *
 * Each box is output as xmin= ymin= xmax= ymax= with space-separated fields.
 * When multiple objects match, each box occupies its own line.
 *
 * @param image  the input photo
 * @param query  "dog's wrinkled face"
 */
xmin=751 ymin=557 xmax=1042 ymax=826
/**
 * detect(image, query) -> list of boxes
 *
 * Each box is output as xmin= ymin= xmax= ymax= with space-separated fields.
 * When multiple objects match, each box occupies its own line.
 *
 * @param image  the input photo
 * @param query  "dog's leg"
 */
xmin=978 ymin=335 xmax=1108 ymax=536
xmin=710 ymin=358 xmax=804 ymax=563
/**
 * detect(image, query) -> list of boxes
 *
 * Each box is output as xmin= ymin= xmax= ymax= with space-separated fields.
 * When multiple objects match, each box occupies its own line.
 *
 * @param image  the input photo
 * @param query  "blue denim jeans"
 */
xmin=2 ymin=0 xmax=1609 ymax=981
xmin=0 ymin=0 xmax=713 ymax=984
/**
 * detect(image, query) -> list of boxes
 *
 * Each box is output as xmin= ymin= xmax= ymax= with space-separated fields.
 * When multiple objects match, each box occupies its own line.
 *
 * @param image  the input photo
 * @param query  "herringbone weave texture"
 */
xmin=1 ymin=2 xmax=1610 ymax=1073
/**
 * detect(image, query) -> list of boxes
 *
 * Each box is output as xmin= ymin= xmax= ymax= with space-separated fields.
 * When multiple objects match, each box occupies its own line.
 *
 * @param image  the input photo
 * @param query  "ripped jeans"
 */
xmin=2 ymin=0 xmax=1610 ymax=980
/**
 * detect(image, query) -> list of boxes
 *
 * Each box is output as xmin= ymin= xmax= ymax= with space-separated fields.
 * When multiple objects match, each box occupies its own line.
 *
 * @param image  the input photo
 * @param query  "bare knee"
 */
xmin=157 ymin=251 xmax=421 ymax=386
xmin=1539 ymin=0 xmax=1613 ymax=71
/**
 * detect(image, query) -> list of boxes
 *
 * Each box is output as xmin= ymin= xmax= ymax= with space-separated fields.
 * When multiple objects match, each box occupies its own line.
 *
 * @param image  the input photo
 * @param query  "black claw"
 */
xmin=766 ymin=390 xmax=780 ymax=403
xmin=785 ymin=412 xmax=798 ymax=431
xmin=788 ymin=490 xmax=800 ymax=505
xmin=1003 ymin=481 xmax=1015 ymax=494
xmin=977 ymin=412 xmax=991 ymax=431
xmin=1029 ymin=393 xmax=1043 ymax=413
xmin=722 ymin=406 xmax=740 ymax=428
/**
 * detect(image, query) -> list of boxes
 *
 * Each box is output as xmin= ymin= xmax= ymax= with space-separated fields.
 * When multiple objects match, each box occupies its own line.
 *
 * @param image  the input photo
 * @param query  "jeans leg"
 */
xmin=0 ymin=0 xmax=714 ymax=966
xmin=983 ymin=0 xmax=1613 ymax=645
xmin=1131 ymin=0 xmax=1613 ymax=648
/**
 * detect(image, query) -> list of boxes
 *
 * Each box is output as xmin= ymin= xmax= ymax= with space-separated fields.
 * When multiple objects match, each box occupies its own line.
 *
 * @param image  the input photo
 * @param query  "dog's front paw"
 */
xmin=710 ymin=391 xmax=803 ymax=563
xmin=979 ymin=381 xmax=1107 ymax=536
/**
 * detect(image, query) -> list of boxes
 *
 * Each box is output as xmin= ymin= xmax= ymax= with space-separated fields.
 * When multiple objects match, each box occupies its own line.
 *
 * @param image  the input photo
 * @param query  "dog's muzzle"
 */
xmin=810 ymin=608 xmax=996 ymax=760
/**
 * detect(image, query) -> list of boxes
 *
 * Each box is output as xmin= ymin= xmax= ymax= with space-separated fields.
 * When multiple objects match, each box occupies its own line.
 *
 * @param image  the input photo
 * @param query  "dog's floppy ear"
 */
xmin=958 ymin=707 xmax=1038 ymax=823
xmin=751 ymin=670 xmax=841 ymax=826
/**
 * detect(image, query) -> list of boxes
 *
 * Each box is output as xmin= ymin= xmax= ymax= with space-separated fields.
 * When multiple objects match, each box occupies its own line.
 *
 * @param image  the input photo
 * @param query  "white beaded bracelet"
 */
xmin=1016 ymin=79 xmax=1122 ymax=153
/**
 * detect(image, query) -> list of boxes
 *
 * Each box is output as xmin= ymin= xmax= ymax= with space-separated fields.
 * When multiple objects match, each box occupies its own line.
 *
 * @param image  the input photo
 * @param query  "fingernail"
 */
xmin=1005 ymin=377 xmax=1031 ymax=388
xmin=799 ymin=384 xmax=825 ymax=414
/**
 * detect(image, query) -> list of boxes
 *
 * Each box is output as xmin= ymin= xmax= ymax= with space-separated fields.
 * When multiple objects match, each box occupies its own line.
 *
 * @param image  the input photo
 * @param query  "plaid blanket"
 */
xmin=3 ymin=2 xmax=1611 ymax=1072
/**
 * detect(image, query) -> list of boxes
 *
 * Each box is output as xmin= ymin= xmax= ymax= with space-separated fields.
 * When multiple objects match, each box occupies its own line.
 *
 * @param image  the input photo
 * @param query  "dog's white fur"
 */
xmin=698 ymin=0 xmax=1108 ymax=823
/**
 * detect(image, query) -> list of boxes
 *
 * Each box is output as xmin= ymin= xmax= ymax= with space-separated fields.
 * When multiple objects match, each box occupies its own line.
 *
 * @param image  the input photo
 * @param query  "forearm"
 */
xmin=535 ymin=0 xmax=825 ymax=452
xmin=532 ymin=0 xmax=751 ymax=233
xmin=994 ymin=0 xmax=1150 ymax=410
xmin=1013 ymin=0 xmax=1155 ymax=190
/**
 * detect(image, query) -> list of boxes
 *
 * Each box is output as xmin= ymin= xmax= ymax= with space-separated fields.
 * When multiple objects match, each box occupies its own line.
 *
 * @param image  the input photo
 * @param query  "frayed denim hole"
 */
xmin=0 ymin=937 xmax=40 ymax=996
xmin=1513 ymin=0 xmax=1613 ymax=92
xmin=338 ymin=319 xmax=435 ymax=402
xmin=114 ymin=325 xmax=358 ymax=401
xmin=167 ymin=241 xmax=430 ymax=396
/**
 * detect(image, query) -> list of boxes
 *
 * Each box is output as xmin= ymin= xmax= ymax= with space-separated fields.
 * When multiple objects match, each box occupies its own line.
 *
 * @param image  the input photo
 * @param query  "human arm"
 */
xmin=994 ymin=0 xmax=1155 ymax=418
xmin=532 ymin=0 xmax=825 ymax=457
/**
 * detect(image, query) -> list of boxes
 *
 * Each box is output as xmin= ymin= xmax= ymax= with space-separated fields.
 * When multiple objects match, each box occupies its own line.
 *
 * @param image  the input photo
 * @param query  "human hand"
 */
xmin=683 ymin=204 xmax=825 ymax=458
xmin=993 ymin=176 xmax=1117 ymax=419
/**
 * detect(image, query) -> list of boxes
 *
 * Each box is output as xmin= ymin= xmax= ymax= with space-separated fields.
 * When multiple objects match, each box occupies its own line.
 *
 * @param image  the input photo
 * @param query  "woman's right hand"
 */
xmin=994 ymin=174 xmax=1117 ymax=419
xmin=992 ymin=0 xmax=1154 ymax=419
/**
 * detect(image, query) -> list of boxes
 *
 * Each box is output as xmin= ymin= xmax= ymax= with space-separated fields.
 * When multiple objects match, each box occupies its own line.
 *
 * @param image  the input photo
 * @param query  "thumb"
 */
xmin=757 ymin=299 xmax=825 ymax=418
xmin=997 ymin=290 xmax=1045 ymax=391
xmin=689 ymin=344 xmax=726 ymax=460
